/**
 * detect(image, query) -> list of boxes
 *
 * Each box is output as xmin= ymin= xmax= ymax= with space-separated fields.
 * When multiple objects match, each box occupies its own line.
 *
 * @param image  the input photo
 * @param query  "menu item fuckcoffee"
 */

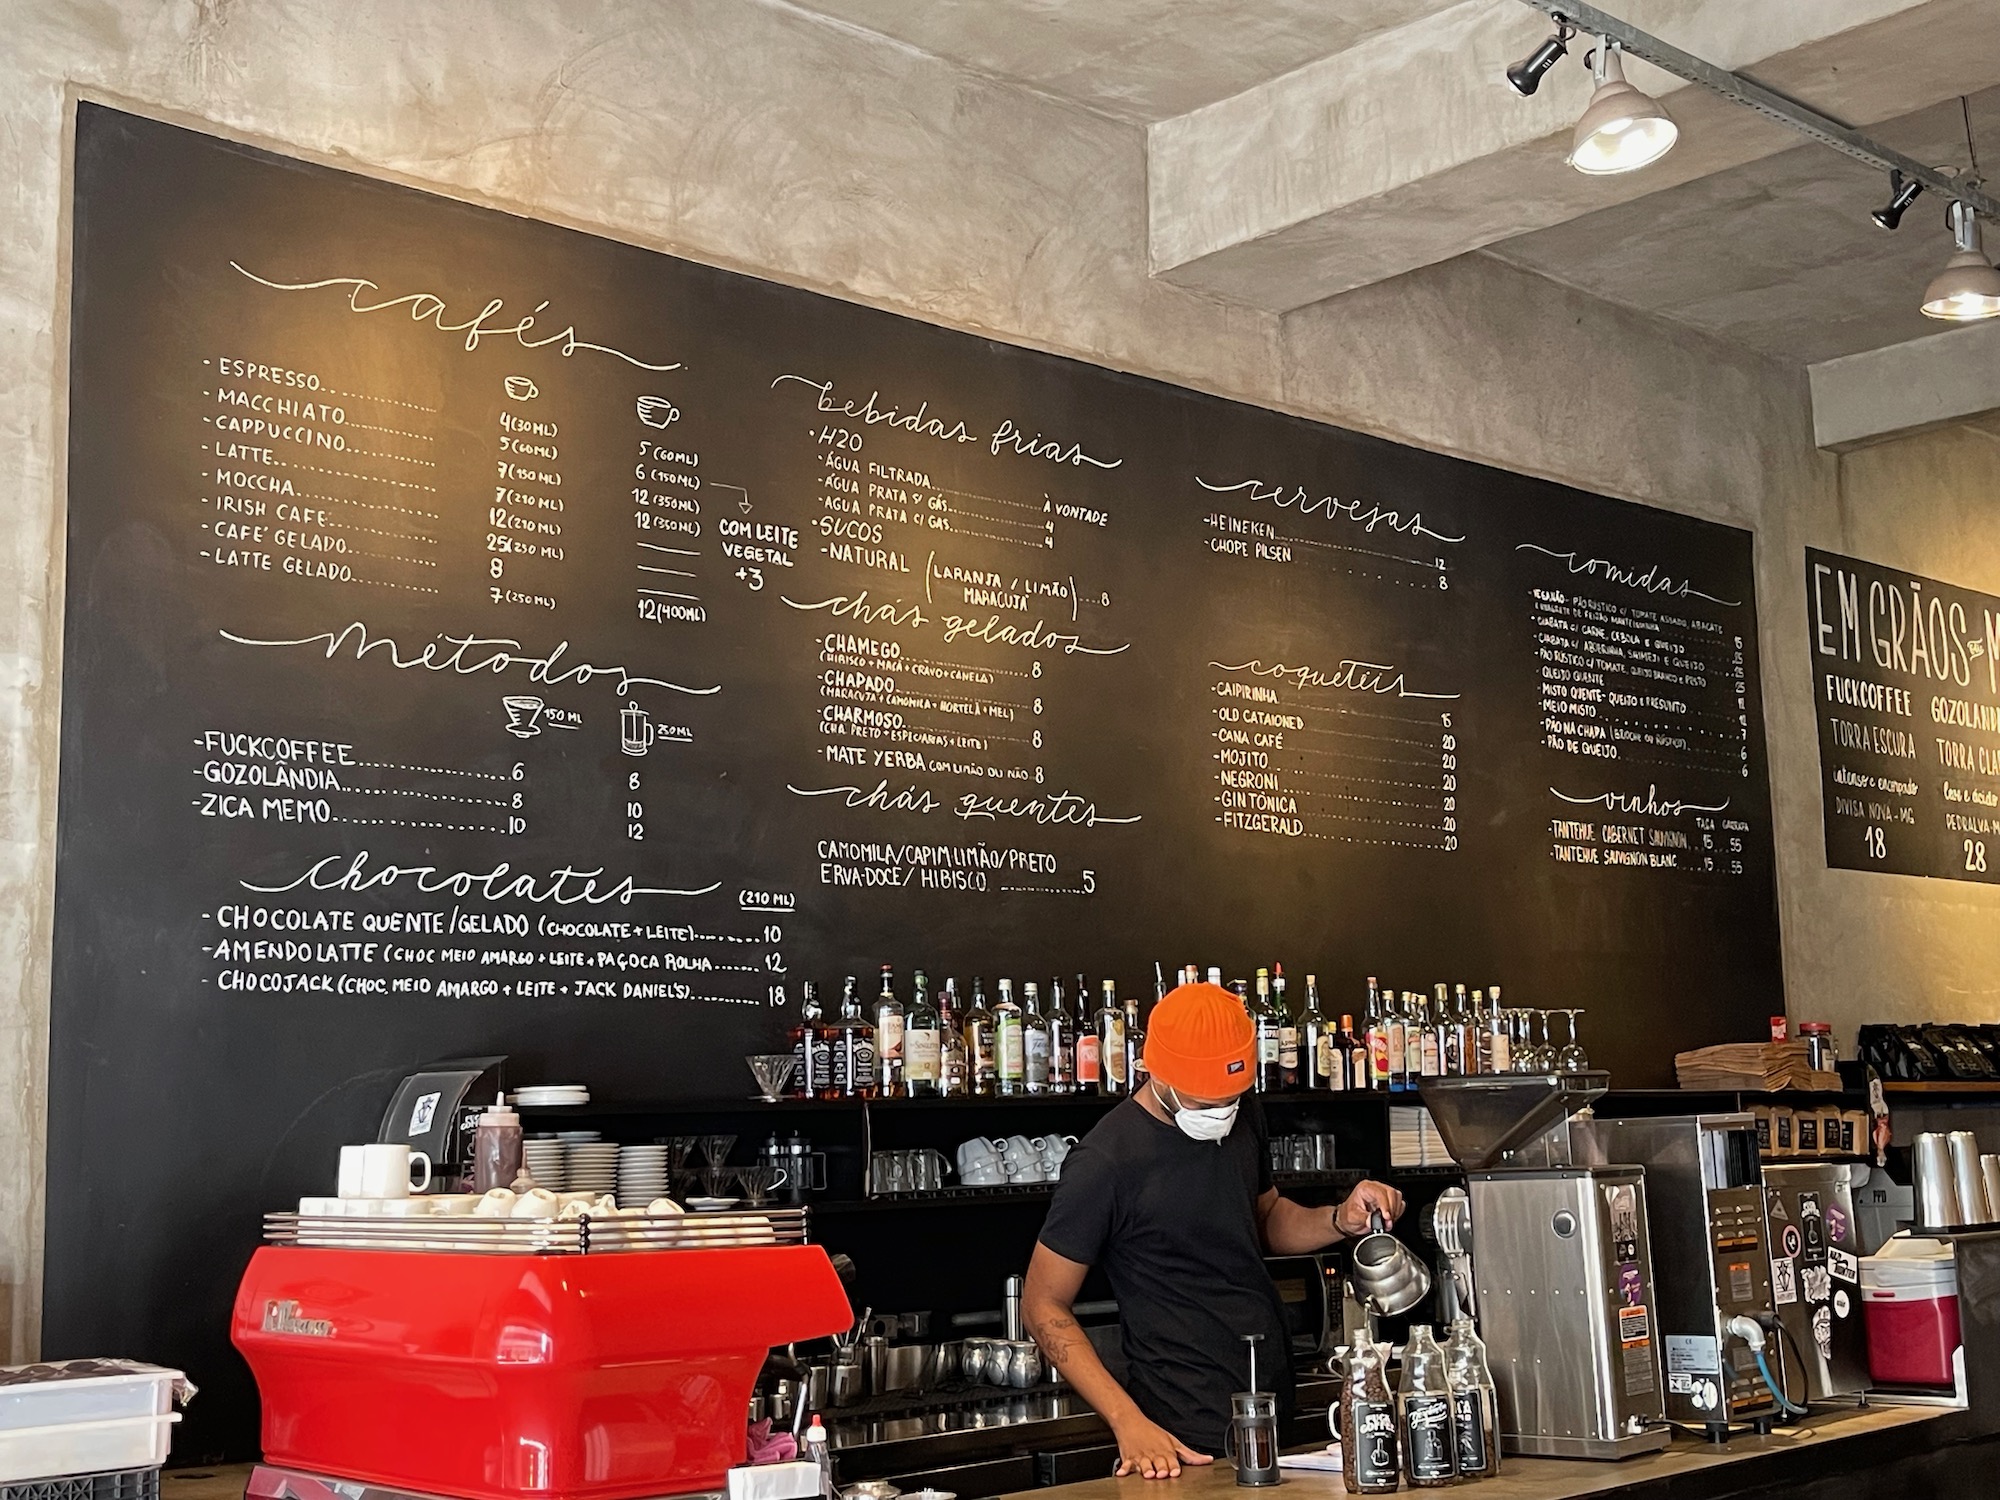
xmin=1399 ymin=1324 xmax=1457 ymax=1487
xmin=1340 ymin=1341 xmax=1400 ymax=1495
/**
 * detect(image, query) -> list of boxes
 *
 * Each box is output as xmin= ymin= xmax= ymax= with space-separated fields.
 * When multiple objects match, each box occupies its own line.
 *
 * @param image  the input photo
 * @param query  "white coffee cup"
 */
xmin=956 ymin=1138 xmax=1005 ymax=1176
xmin=337 ymin=1145 xmax=367 ymax=1198
xmin=1002 ymin=1137 xmax=1046 ymax=1183
xmin=357 ymin=1142 xmax=431 ymax=1198
xmin=960 ymin=1161 xmax=1005 ymax=1186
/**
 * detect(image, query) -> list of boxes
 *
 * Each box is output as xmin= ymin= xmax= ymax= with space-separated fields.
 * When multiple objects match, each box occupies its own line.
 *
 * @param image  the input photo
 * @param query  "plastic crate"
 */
xmin=0 ymin=1468 xmax=159 ymax=1500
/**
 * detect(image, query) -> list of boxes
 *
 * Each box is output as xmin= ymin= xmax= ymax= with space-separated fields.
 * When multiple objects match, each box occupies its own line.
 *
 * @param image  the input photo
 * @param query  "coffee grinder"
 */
xmin=1419 ymin=1074 xmax=1669 ymax=1460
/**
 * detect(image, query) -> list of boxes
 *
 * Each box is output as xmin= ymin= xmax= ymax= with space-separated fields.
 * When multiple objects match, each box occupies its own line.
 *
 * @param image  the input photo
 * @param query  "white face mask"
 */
xmin=1161 ymin=1084 xmax=1239 ymax=1143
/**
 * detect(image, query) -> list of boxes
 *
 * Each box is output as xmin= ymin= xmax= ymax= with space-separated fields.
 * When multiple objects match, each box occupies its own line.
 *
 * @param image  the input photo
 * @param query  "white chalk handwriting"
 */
xmin=1551 ymin=785 xmax=1731 ymax=817
xmin=1196 ymin=477 xmax=1463 ymax=544
xmin=242 ymin=850 xmax=720 ymax=903
xmin=1211 ymin=659 xmax=1460 ymax=700
xmin=772 ymin=375 xmax=1120 ymax=469
xmin=1517 ymin=544 xmax=1740 ymax=607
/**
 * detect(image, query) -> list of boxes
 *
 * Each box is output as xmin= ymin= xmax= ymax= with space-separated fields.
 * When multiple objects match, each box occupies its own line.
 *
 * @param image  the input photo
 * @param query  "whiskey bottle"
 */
xmin=874 ymin=965 xmax=905 ymax=1098
xmin=965 ymin=977 xmax=998 ymax=1097
xmin=832 ymin=976 xmax=876 ymax=1100
xmin=1252 ymin=970 xmax=1283 ymax=1093
xmin=903 ymin=967 xmax=941 ymax=1097
xmin=1301 ymin=973 xmax=1332 ymax=1091
xmin=1274 ymin=963 xmax=1299 ymax=1090
xmin=938 ymin=978 xmax=969 ymax=1098
xmin=791 ymin=979 xmax=828 ymax=1099
xmin=995 ymin=979 xmax=1026 ymax=1097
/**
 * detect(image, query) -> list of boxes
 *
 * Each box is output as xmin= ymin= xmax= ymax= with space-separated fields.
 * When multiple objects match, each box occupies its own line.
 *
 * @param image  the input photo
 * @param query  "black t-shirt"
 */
xmin=1037 ymin=1093 xmax=1295 ymax=1455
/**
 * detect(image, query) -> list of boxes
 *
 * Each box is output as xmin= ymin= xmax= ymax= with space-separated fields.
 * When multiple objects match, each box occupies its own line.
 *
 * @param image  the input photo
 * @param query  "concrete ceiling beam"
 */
xmin=1809 ymin=320 xmax=2000 ymax=450
xmin=1148 ymin=0 xmax=2000 ymax=311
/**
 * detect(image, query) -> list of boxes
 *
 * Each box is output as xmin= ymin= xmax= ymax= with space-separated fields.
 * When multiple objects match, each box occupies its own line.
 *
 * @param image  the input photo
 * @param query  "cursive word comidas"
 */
xmin=243 ymin=851 xmax=719 ymax=903
xmin=1517 ymin=544 xmax=1740 ymax=607
xmin=772 ymin=375 xmax=1120 ymax=469
xmin=1212 ymin=659 xmax=1460 ymax=701
xmin=230 ymin=264 xmax=681 ymax=371
xmin=1551 ymin=785 xmax=1731 ymax=817
xmin=220 ymin=620 xmax=720 ymax=697
xmin=1197 ymin=477 xmax=1464 ymax=544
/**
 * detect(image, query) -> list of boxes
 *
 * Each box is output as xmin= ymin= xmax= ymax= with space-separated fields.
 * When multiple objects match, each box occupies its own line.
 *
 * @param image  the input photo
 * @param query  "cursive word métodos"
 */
xmin=772 ymin=375 xmax=1120 ymax=469
xmin=243 ymin=851 xmax=720 ymax=903
xmin=1551 ymin=785 xmax=1731 ymax=817
xmin=1212 ymin=659 xmax=1460 ymax=700
xmin=1517 ymin=544 xmax=1740 ymax=607
xmin=220 ymin=620 xmax=720 ymax=697
xmin=229 ymin=264 xmax=681 ymax=371
xmin=1196 ymin=477 xmax=1464 ymax=544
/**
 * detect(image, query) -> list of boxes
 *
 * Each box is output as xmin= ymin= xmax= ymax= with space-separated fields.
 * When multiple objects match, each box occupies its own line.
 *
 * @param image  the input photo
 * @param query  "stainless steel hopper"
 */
xmin=1417 ymin=1071 xmax=1608 ymax=1168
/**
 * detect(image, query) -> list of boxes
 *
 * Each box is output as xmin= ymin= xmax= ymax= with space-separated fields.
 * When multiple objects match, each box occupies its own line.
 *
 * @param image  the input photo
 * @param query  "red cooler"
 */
xmin=1860 ymin=1236 xmax=1961 ymax=1387
xmin=233 ymin=1210 xmax=850 ymax=1500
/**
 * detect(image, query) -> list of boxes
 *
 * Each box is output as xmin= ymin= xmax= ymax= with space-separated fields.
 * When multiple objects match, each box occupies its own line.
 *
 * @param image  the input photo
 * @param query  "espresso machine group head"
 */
xmin=1420 ymin=1073 xmax=1670 ymax=1461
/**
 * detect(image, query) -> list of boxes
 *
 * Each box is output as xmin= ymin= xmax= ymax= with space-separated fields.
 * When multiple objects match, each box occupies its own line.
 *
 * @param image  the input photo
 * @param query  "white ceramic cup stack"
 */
xmin=522 ymin=1138 xmax=567 ymax=1190
xmin=617 ymin=1145 xmax=671 ymax=1206
xmin=957 ymin=1137 xmax=1007 ymax=1186
xmin=566 ymin=1140 xmax=621 ymax=1197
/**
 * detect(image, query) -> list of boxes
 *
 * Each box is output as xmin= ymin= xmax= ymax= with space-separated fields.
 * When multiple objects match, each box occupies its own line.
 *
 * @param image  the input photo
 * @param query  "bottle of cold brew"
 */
xmin=1399 ymin=1324 xmax=1458 ymax=1488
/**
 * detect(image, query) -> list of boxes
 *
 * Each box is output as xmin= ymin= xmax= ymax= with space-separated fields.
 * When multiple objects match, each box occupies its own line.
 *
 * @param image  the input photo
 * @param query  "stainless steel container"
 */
xmin=1948 ymin=1131 xmax=1989 ymax=1224
xmin=1762 ymin=1161 xmax=1869 ymax=1402
xmin=1914 ymin=1133 xmax=1960 ymax=1228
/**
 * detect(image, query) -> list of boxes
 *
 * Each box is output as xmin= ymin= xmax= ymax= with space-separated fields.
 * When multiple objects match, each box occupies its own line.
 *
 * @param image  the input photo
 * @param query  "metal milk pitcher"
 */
xmin=1349 ymin=1211 xmax=1431 ymax=1316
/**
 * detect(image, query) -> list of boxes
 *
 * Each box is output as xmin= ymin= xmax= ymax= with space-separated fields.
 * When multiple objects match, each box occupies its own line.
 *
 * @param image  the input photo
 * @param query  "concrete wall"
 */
xmin=0 ymin=0 xmax=1983 ymax=1362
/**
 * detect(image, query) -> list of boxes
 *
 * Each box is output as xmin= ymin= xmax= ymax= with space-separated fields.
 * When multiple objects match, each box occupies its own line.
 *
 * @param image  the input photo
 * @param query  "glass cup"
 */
xmin=1558 ymin=1010 xmax=1588 ymax=1073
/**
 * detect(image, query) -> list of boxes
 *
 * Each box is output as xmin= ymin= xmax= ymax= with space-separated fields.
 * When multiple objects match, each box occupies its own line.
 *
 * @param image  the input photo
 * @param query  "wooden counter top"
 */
xmin=1023 ymin=1404 xmax=1954 ymax=1500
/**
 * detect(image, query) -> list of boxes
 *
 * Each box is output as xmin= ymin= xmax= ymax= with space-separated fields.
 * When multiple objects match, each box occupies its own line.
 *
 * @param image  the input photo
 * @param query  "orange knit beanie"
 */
xmin=1142 ymin=982 xmax=1256 ymax=1099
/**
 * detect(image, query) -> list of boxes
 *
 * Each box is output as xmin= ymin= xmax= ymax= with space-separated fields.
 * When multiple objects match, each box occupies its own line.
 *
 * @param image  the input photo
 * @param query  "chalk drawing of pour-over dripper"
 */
xmin=621 ymin=701 xmax=656 ymax=757
xmin=503 ymin=695 xmax=545 ymax=738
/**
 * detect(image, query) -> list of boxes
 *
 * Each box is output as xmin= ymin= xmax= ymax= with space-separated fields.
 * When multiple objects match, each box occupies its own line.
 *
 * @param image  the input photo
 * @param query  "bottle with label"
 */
xmin=1332 ymin=1013 xmax=1358 ymax=1093
xmin=1410 ymin=993 xmax=1434 ymax=1081
xmin=904 ymin=967 xmax=941 ymax=1096
xmin=1385 ymin=989 xmax=1408 ymax=1092
xmin=1046 ymin=978 xmax=1074 ymax=1094
xmin=1422 ymin=985 xmax=1445 ymax=1079
xmin=1468 ymin=989 xmax=1489 ymax=1074
xmin=1445 ymin=1316 xmax=1499 ymax=1479
xmin=804 ymin=1413 xmax=834 ymax=1500
xmin=1486 ymin=986 xmax=1511 ymax=1075
xmin=995 ymin=979 xmax=1026 ymax=1096
xmin=1126 ymin=975 xmax=1151 ymax=1092
xmin=832 ymin=976 xmax=876 ymax=1099
xmin=1097 ymin=980 xmax=1127 ymax=1095
xmin=938 ymin=979 xmax=969 ymax=1098
xmin=874 ymin=965 xmax=905 ymax=1098
xmin=791 ymin=980 xmax=828 ymax=1099
xmin=964 ymin=978 xmax=998 ymax=1096
xmin=1452 ymin=984 xmax=1477 ymax=1077
xmin=1250 ymin=973 xmax=1282 ymax=1092
xmin=1302 ymin=973 xmax=1332 ymax=1090
xmin=1069 ymin=975 xmax=1097 ymax=1090
xmin=1364 ymin=977 xmax=1388 ymax=1092
xmin=1399 ymin=1324 xmax=1458 ymax=1487
xmin=473 ymin=1103 xmax=523 ymax=1192
xmin=1023 ymin=982 xmax=1052 ymax=1094
xmin=1340 ymin=1340 xmax=1400 ymax=1495
xmin=1274 ymin=964 xmax=1299 ymax=1090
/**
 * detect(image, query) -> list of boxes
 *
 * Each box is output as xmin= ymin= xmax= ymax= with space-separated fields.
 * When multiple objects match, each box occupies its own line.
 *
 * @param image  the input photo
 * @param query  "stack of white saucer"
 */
xmin=616 ymin=1145 xmax=671 ymax=1206
xmin=513 ymin=1084 xmax=590 ymax=1108
xmin=522 ymin=1137 xmax=566 ymax=1190
xmin=567 ymin=1140 xmax=620 ymax=1197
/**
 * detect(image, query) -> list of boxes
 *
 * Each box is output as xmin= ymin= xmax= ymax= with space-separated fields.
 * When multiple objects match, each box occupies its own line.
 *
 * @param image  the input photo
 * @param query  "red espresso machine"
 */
xmin=234 ymin=1208 xmax=850 ymax=1500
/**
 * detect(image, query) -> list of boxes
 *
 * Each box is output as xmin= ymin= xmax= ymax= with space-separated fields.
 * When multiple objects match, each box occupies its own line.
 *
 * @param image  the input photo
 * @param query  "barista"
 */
xmin=1023 ymin=982 xmax=1404 ymax=1478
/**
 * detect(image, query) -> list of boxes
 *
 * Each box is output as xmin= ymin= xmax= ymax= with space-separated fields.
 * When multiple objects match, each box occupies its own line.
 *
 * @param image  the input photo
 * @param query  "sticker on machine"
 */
xmin=1665 ymin=1334 xmax=1720 ymax=1375
xmin=1618 ymin=1304 xmax=1651 ymax=1346
xmin=1770 ymin=1255 xmax=1798 ymax=1306
xmin=1828 ymin=1247 xmax=1859 ymax=1284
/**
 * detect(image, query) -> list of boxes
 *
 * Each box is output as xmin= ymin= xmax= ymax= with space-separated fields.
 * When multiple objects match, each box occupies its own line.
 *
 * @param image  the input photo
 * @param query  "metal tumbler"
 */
xmin=1913 ymin=1133 xmax=1961 ymax=1228
xmin=1982 ymin=1157 xmax=2000 ymax=1223
xmin=1949 ymin=1131 xmax=1989 ymax=1225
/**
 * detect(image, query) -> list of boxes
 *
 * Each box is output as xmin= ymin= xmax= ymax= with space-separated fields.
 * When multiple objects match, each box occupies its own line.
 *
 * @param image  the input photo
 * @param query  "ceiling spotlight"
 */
xmin=1871 ymin=170 xmax=1924 ymax=231
xmin=1506 ymin=26 xmax=1571 ymax=97
xmin=1921 ymin=201 xmax=2000 ymax=321
xmin=1568 ymin=41 xmax=1678 ymax=176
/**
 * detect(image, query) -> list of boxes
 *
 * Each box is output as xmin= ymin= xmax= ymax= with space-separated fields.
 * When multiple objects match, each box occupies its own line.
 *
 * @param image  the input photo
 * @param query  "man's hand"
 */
xmin=1113 ymin=1413 xmax=1213 ymax=1479
xmin=1335 ymin=1179 xmax=1406 ymax=1238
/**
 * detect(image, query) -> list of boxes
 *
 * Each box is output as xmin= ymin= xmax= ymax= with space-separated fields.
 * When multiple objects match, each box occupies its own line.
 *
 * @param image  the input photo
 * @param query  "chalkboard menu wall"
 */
xmin=51 ymin=104 xmax=1781 ymax=1444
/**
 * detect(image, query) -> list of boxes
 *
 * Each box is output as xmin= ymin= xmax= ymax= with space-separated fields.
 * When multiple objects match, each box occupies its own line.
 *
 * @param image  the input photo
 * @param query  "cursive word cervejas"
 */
xmin=1211 ymin=659 xmax=1460 ymax=700
xmin=1517 ymin=544 xmax=1740 ymax=607
xmin=229 ymin=264 xmax=681 ymax=371
xmin=772 ymin=374 xmax=1120 ymax=469
xmin=242 ymin=850 xmax=720 ymax=903
xmin=220 ymin=620 xmax=720 ymax=697
xmin=1197 ymin=477 xmax=1463 ymax=544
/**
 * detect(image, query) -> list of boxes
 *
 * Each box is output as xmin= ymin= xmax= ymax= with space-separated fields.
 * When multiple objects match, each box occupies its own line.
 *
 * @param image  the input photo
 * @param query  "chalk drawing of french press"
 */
xmin=621 ymin=702 xmax=656 ymax=757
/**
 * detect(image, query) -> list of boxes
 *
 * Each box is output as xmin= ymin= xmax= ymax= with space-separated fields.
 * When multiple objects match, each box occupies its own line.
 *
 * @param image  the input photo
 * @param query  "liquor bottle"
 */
xmin=995 ymin=979 xmax=1026 ymax=1097
xmin=938 ymin=979 xmax=969 ymax=1098
xmin=1096 ymin=979 xmax=1127 ymax=1096
xmin=1301 ymin=973 xmax=1332 ymax=1090
xmin=1486 ymin=986 xmax=1511 ymax=1075
xmin=1340 ymin=1339 xmax=1399 ymax=1495
xmin=832 ymin=976 xmax=876 ymax=1100
xmin=1206 ymin=965 xmax=1224 ymax=989
xmin=791 ymin=980 xmax=828 ymax=1100
xmin=1127 ymin=971 xmax=1155 ymax=1092
xmin=1400 ymin=1325 xmax=1458 ymax=1487
xmin=1023 ymin=982 xmax=1052 ymax=1095
xmin=1045 ymin=979 xmax=1075 ymax=1094
xmin=874 ymin=965 xmax=905 ymax=1098
xmin=1420 ymin=988 xmax=1442 ymax=1079
xmin=1454 ymin=985 xmax=1478 ymax=1077
xmin=1386 ymin=991 xmax=1408 ymax=1093
xmin=1274 ymin=964 xmax=1299 ymax=1090
xmin=1445 ymin=1316 xmax=1500 ymax=1479
xmin=1408 ymin=992 xmax=1431 ymax=1081
xmin=965 ymin=978 xmax=998 ymax=1097
xmin=1075 ymin=978 xmax=1103 ymax=1092
xmin=903 ymin=967 xmax=941 ymax=1097
xmin=1251 ymin=971 xmax=1282 ymax=1093
xmin=1336 ymin=1014 xmax=1361 ymax=1092
xmin=1364 ymin=977 xmax=1389 ymax=1092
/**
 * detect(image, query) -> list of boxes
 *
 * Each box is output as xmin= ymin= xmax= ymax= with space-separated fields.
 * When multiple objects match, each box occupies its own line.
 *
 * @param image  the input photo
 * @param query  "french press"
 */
xmin=1225 ymin=1333 xmax=1282 ymax=1487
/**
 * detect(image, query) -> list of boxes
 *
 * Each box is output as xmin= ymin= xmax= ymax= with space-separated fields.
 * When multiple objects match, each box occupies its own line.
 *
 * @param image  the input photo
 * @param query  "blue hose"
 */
xmin=1754 ymin=1348 xmax=1808 ymax=1418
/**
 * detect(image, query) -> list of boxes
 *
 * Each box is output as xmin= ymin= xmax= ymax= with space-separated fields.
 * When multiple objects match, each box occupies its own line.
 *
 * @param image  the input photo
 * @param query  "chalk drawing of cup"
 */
xmin=504 ymin=376 xmax=539 ymax=401
xmin=502 ymin=695 xmax=545 ymax=738
xmin=636 ymin=396 xmax=680 ymax=429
